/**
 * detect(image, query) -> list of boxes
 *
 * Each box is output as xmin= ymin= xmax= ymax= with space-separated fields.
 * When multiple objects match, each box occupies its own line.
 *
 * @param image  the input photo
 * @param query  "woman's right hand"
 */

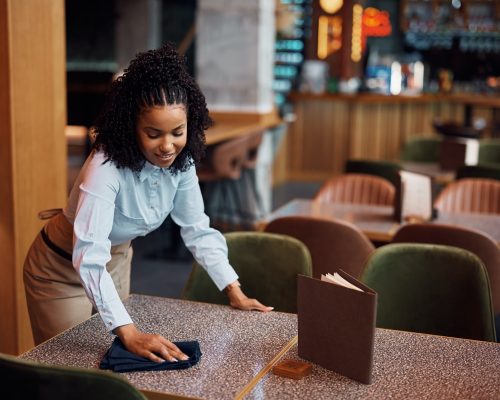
xmin=114 ymin=324 xmax=188 ymax=363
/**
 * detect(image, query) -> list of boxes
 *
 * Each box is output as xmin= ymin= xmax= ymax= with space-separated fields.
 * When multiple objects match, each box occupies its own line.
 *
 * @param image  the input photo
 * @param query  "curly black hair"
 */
xmin=93 ymin=42 xmax=211 ymax=174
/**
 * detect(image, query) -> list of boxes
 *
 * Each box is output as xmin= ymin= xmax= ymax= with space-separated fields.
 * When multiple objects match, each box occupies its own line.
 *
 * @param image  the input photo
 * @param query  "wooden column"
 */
xmin=0 ymin=0 xmax=66 ymax=354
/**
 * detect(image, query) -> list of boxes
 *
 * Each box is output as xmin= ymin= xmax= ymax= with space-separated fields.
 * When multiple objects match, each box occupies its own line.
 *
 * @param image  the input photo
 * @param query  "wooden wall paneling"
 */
xmin=398 ymin=102 xmax=435 ymax=157
xmin=288 ymin=100 xmax=305 ymax=176
xmin=380 ymin=103 xmax=403 ymax=161
xmin=0 ymin=0 xmax=16 ymax=356
xmin=331 ymin=100 xmax=351 ymax=176
xmin=349 ymin=103 xmax=381 ymax=159
xmin=436 ymin=101 xmax=461 ymax=122
xmin=287 ymin=99 xmax=323 ymax=181
xmin=418 ymin=103 xmax=438 ymax=136
xmin=317 ymin=100 xmax=334 ymax=172
xmin=302 ymin=99 xmax=325 ymax=171
xmin=348 ymin=102 xmax=362 ymax=159
xmin=401 ymin=102 xmax=434 ymax=139
xmin=0 ymin=0 xmax=66 ymax=354
xmin=286 ymin=99 xmax=352 ymax=181
xmin=285 ymin=95 xmax=476 ymax=184
xmin=399 ymin=102 xmax=416 ymax=146
xmin=271 ymin=127 xmax=289 ymax=186
xmin=373 ymin=104 xmax=385 ymax=158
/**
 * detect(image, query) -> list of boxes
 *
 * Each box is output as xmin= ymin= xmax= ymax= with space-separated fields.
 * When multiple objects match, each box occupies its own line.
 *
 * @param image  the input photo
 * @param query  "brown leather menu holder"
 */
xmin=297 ymin=271 xmax=377 ymax=384
xmin=439 ymin=139 xmax=467 ymax=171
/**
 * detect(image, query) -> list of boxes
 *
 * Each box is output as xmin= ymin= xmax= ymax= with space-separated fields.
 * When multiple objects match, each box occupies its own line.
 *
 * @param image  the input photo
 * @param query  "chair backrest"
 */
xmin=434 ymin=178 xmax=500 ymax=214
xmin=0 ymin=353 xmax=147 ymax=400
xmin=392 ymin=223 xmax=500 ymax=316
xmin=400 ymin=136 xmax=442 ymax=163
xmin=344 ymin=159 xmax=401 ymax=188
xmin=314 ymin=173 xmax=395 ymax=206
xmin=456 ymin=164 xmax=500 ymax=181
xmin=182 ymin=231 xmax=312 ymax=313
xmin=244 ymin=131 xmax=264 ymax=169
xmin=360 ymin=243 xmax=496 ymax=342
xmin=264 ymin=216 xmax=375 ymax=279
xmin=478 ymin=138 xmax=500 ymax=165
xmin=198 ymin=135 xmax=249 ymax=181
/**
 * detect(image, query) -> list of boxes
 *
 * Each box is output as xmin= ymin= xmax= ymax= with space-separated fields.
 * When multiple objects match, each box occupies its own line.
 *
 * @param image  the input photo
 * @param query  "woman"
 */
xmin=23 ymin=43 xmax=273 ymax=362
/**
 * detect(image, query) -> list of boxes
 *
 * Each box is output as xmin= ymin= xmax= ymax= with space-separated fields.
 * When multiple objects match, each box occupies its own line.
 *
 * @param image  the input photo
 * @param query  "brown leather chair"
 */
xmin=197 ymin=135 xmax=249 ymax=181
xmin=240 ymin=131 xmax=265 ymax=224
xmin=264 ymin=215 xmax=375 ymax=279
xmin=434 ymin=178 xmax=500 ymax=214
xmin=314 ymin=173 xmax=395 ymax=206
xmin=244 ymin=131 xmax=264 ymax=169
xmin=392 ymin=223 xmax=500 ymax=331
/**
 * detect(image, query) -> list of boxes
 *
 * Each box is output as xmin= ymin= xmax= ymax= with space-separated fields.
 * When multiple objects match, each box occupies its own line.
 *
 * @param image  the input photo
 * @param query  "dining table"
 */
xmin=19 ymin=294 xmax=500 ymax=399
xmin=260 ymin=198 xmax=500 ymax=245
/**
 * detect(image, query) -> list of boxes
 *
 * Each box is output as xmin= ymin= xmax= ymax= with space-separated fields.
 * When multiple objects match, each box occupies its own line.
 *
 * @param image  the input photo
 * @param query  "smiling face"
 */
xmin=135 ymin=103 xmax=188 ymax=168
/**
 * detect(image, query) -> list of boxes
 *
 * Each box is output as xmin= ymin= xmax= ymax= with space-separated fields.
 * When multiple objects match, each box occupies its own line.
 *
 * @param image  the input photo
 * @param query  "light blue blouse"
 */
xmin=64 ymin=151 xmax=238 ymax=331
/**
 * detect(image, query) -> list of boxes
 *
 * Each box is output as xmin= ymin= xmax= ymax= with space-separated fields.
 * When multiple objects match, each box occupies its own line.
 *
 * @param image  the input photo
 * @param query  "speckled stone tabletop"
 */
xmin=19 ymin=295 xmax=500 ymax=399
xmin=246 ymin=328 xmax=500 ymax=400
xmin=20 ymin=295 xmax=297 ymax=400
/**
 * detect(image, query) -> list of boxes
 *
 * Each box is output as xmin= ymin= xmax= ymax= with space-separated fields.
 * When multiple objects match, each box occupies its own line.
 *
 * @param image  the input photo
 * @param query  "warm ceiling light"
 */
xmin=320 ymin=0 xmax=343 ymax=14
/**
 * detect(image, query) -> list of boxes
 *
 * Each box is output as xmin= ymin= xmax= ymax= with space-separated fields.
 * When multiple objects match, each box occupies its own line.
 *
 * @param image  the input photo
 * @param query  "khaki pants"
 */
xmin=23 ymin=213 xmax=132 ymax=345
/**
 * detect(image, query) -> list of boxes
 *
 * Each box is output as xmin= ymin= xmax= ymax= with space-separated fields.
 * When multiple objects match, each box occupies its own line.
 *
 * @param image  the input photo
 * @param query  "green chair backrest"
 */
xmin=400 ymin=136 xmax=442 ymax=163
xmin=360 ymin=243 xmax=496 ymax=342
xmin=478 ymin=139 xmax=500 ymax=165
xmin=344 ymin=159 xmax=401 ymax=188
xmin=182 ymin=231 xmax=313 ymax=313
xmin=456 ymin=164 xmax=500 ymax=181
xmin=0 ymin=352 xmax=147 ymax=400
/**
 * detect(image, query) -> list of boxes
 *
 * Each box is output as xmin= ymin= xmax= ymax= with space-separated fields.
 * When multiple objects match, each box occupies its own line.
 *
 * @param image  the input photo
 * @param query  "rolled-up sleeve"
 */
xmin=73 ymin=174 xmax=133 ymax=332
xmin=170 ymin=165 xmax=238 ymax=290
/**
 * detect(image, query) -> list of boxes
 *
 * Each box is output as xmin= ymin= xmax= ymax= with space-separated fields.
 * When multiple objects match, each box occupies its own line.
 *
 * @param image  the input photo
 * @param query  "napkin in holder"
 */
xmin=393 ymin=170 xmax=435 ymax=223
xmin=297 ymin=270 xmax=377 ymax=384
xmin=99 ymin=337 xmax=201 ymax=373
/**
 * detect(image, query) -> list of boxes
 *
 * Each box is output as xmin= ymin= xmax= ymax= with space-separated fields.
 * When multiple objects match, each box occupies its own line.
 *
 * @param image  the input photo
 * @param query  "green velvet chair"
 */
xmin=182 ymin=231 xmax=313 ymax=313
xmin=478 ymin=138 xmax=500 ymax=166
xmin=391 ymin=223 xmax=500 ymax=341
xmin=400 ymin=136 xmax=442 ymax=163
xmin=456 ymin=164 xmax=500 ymax=181
xmin=344 ymin=159 xmax=401 ymax=188
xmin=0 ymin=352 xmax=147 ymax=400
xmin=360 ymin=243 xmax=496 ymax=342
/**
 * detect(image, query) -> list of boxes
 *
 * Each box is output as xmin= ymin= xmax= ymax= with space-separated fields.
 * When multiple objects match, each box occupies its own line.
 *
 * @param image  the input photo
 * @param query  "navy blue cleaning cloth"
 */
xmin=99 ymin=337 xmax=202 ymax=373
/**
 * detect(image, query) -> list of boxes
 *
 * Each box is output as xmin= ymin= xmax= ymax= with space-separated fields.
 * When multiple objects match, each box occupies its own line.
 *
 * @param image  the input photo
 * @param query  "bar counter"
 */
xmin=20 ymin=294 xmax=500 ymax=399
xmin=289 ymin=92 xmax=500 ymax=107
xmin=279 ymin=91 xmax=499 ymax=183
xmin=205 ymin=110 xmax=282 ymax=145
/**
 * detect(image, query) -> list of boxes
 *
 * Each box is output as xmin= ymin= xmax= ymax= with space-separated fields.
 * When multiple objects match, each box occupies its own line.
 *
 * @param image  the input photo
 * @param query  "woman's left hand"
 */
xmin=227 ymin=285 xmax=274 ymax=312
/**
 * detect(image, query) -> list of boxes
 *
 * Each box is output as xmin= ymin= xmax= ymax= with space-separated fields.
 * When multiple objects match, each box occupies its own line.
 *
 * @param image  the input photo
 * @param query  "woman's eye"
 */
xmin=173 ymin=130 xmax=185 ymax=137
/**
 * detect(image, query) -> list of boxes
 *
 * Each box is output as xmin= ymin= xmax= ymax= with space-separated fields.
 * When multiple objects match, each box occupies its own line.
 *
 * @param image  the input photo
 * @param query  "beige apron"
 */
xmin=23 ymin=213 xmax=132 ymax=345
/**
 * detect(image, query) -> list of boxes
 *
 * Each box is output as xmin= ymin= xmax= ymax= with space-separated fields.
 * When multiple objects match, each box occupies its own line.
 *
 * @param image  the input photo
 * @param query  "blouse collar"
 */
xmin=138 ymin=161 xmax=168 ymax=182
